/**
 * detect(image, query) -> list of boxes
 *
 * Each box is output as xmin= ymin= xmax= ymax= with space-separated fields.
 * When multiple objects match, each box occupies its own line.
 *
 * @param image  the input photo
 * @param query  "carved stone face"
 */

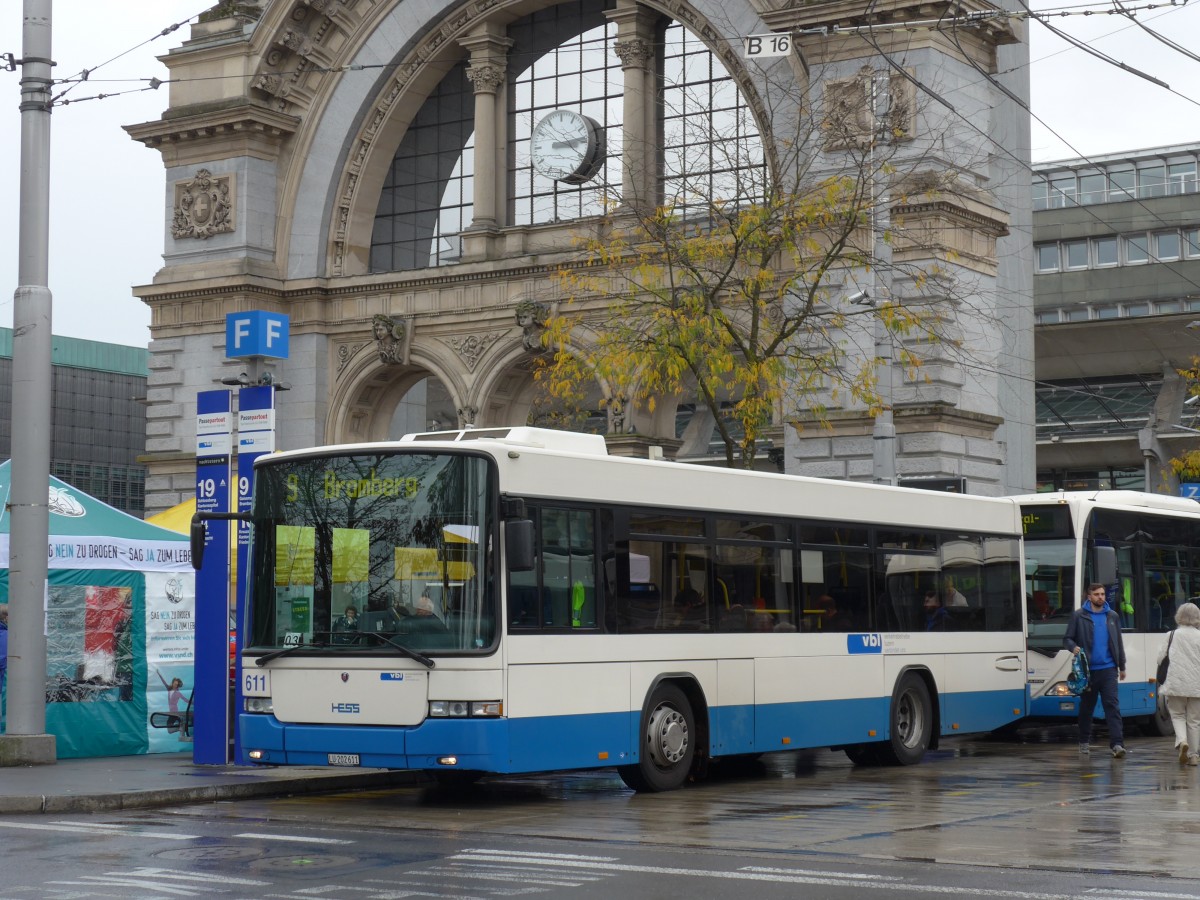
xmin=373 ymin=318 xmax=390 ymax=341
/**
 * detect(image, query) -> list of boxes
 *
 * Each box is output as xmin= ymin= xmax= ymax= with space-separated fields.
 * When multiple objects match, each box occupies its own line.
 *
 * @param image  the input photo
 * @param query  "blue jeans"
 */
xmin=1079 ymin=665 xmax=1124 ymax=747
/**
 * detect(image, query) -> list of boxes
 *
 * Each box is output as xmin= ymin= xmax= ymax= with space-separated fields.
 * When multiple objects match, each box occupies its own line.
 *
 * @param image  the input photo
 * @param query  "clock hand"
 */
xmin=552 ymin=138 xmax=586 ymax=148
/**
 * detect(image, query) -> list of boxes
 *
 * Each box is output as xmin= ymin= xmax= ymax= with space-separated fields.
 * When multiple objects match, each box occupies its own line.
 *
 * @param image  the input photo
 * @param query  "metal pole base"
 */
xmin=0 ymin=734 xmax=57 ymax=766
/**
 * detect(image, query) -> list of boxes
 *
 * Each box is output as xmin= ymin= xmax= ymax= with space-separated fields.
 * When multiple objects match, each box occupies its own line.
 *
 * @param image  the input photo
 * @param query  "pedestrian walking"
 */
xmin=1064 ymin=583 xmax=1128 ymax=758
xmin=1156 ymin=601 xmax=1200 ymax=766
xmin=0 ymin=602 xmax=8 ymax=696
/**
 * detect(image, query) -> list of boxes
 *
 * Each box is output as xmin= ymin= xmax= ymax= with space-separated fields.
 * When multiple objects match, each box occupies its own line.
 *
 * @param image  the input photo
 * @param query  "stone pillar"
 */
xmin=461 ymin=26 xmax=512 ymax=233
xmin=608 ymin=3 xmax=659 ymax=209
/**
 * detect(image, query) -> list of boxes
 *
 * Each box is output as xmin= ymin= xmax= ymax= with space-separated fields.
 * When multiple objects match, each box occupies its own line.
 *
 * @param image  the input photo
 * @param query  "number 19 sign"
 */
xmin=743 ymin=33 xmax=791 ymax=58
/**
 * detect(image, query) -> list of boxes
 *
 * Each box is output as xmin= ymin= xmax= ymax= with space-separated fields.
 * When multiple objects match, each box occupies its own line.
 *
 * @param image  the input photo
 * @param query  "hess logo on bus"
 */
xmin=331 ymin=703 xmax=361 ymax=714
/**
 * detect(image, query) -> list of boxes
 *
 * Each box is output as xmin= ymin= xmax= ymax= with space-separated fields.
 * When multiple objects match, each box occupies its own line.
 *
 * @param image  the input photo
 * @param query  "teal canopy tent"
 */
xmin=0 ymin=462 xmax=195 ymax=758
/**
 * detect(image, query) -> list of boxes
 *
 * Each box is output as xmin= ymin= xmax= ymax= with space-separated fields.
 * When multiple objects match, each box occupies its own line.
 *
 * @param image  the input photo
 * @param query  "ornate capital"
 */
xmin=613 ymin=38 xmax=653 ymax=69
xmin=172 ymin=169 xmax=235 ymax=240
xmin=466 ymin=64 xmax=505 ymax=93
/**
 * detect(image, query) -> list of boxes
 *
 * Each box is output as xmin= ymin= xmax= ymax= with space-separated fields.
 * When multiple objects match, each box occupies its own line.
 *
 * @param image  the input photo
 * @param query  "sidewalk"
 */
xmin=0 ymin=752 xmax=423 ymax=814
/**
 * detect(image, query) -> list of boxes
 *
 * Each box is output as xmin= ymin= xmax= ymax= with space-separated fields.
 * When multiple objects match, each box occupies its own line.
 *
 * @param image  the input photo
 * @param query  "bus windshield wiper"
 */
xmin=254 ymin=635 xmax=435 ymax=669
xmin=361 ymin=632 xmax=436 ymax=669
xmin=255 ymin=640 xmax=329 ymax=666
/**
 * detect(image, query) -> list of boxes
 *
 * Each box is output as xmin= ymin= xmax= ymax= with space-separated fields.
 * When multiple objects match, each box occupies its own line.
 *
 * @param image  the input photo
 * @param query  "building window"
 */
xmin=1064 ymin=240 xmax=1088 ymax=270
xmin=1048 ymin=174 xmax=1076 ymax=208
xmin=1185 ymin=229 xmax=1200 ymax=257
xmin=510 ymin=6 xmax=622 ymax=226
xmin=1137 ymin=162 xmax=1167 ymax=198
xmin=1078 ymin=172 xmax=1106 ymax=205
xmin=1095 ymin=305 xmax=1119 ymax=320
xmin=1124 ymin=233 xmax=1150 ymax=264
xmin=1124 ymin=303 xmax=1149 ymax=317
xmin=1157 ymin=300 xmax=1181 ymax=314
xmin=1036 ymin=244 xmax=1060 ymax=272
xmin=1169 ymin=160 xmax=1197 ymax=195
xmin=1108 ymin=167 xmax=1135 ymax=201
xmin=1154 ymin=230 xmax=1181 ymax=261
xmin=1035 ymin=310 xmax=1060 ymax=325
xmin=1094 ymin=236 xmax=1119 ymax=267
xmin=1063 ymin=308 xmax=1089 ymax=322
xmin=661 ymin=23 xmax=765 ymax=212
xmin=1033 ymin=178 xmax=1049 ymax=211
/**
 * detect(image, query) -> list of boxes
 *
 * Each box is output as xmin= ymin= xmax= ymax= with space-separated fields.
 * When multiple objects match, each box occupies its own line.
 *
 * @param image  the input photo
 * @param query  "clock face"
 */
xmin=530 ymin=110 xmax=604 ymax=185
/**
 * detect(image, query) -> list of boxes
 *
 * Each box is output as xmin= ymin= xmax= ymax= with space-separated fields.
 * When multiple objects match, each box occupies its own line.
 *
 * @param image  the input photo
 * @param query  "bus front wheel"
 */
xmin=877 ymin=674 xmax=933 ymax=766
xmin=619 ymin=684 xmax=695 ymax=792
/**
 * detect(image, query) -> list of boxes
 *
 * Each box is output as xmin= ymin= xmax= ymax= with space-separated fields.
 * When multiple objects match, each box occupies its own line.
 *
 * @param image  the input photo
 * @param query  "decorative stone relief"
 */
xmin=446 ymin=332 xmax=503 ymax=372
xmin=172 ymin=169 xmax=235 ymax=240
xmin=606 ymin=393 xmax=629 ymax=435
xmin=822 ymin=73 xmax=872 ymax=150
xmin=457 ymin=406 xmax=478 ymax=427
xmin=336 ymin=341 xmax=369 ymax=376
xmin=372 ymin=314 xmax=407 ymax=364
xmin=515 ymin=299 xmax=549 ymax=352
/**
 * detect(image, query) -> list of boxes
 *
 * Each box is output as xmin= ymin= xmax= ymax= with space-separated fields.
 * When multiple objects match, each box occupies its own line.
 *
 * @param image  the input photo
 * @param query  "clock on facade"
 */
xmin=530 ymin=109 xmax=605 ymax=185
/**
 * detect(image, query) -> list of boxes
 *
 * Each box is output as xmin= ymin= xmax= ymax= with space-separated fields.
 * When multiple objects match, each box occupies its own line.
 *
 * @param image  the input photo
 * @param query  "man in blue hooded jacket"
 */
xmin=1064 ymin=583 xmax=1127 ymax=758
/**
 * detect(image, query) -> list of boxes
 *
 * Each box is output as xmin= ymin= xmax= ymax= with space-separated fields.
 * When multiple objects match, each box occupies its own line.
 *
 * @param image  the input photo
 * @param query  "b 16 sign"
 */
xmin=743 ymin=33 xmax=791 ymax=58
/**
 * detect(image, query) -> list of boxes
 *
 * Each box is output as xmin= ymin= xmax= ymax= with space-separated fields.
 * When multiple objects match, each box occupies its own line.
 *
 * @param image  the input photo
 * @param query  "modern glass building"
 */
xmin=0 ymin=329 xmax=147 ymax=514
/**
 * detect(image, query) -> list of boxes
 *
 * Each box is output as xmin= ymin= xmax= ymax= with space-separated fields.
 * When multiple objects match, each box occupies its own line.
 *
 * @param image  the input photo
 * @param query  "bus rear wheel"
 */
xmin=618 ymin=684 xmax=695 ymax=792
xmin=876 ymin=673 xmax=932 ymax=766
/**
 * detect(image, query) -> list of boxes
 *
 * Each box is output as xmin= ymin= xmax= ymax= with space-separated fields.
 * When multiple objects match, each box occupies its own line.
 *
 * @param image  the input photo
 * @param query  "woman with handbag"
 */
xmin=1156 ymin=601 xmax=1200 ymax=766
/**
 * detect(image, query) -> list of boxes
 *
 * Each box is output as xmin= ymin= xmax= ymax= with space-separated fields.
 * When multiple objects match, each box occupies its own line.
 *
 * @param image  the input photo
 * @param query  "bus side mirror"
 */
xmin=506 ymin=519 xmax=535 ymax=572
xmin=1094 ymin=545 xmax=1117 ymax=587
xmin=190 ymin=517 xmax=207 ymax=571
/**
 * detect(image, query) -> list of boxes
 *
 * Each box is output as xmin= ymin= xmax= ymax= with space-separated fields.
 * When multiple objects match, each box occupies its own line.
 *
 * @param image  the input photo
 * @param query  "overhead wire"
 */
xmin=49 ymin=9 xmax=206 ymax=106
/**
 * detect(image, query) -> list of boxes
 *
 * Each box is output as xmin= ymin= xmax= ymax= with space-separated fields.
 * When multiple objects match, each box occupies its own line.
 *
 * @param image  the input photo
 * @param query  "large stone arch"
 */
xmin=327 ymin=339 xmax=469 ymax=443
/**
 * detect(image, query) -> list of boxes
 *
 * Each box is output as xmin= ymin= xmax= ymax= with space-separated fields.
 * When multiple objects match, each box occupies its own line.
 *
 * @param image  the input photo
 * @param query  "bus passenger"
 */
xmin=672 ymin=587 xmax=707 ymax=630
xmin=942 ymin=576 xmax=968 ymax=607
xmin=923 ymin=592 xmax=949 ymax=631
xmin=333 ymin=606 xmax=359 ymax=644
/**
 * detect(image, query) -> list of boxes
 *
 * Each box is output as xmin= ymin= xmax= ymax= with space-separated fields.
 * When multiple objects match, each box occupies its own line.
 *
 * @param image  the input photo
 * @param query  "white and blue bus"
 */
xmin=213 ymin=427 xmax=1028 ymax=791
xmin=1019 ymin=490 xmax=1200 ymax=735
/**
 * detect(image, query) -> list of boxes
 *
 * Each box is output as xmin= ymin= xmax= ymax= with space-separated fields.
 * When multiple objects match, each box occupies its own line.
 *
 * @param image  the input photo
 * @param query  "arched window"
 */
xmin=369 ymin=3 xmax=764 ymax=273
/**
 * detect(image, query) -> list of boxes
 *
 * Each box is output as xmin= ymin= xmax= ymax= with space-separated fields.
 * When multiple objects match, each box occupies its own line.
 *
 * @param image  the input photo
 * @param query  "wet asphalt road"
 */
xmin=1 ymin=726 xmax=1198 ymax=898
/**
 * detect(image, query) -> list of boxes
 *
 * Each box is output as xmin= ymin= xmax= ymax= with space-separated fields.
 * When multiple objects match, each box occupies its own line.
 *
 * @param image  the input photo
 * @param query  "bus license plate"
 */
xmin=328 ymin=753 xmax=360 ymax=766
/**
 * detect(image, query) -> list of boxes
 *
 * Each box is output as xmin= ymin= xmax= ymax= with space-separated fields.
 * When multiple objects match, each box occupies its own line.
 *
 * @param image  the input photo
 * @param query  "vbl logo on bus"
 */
xmin=847 ymin=633 xmax=883 ymax=654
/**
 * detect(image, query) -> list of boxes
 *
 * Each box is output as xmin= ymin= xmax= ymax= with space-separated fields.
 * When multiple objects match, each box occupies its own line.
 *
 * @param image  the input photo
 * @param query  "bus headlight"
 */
xmin=429 ymin=700 xmax=502 ymax=718
xmin=1046 ymin=682 xmax=1073 ymax=697
xmin=245 ymin=696 xmax=274 ymax=714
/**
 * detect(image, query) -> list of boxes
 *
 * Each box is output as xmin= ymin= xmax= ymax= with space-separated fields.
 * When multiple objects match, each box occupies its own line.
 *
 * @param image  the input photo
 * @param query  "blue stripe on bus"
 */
xmin=239 ymin=687 xmax=1025 ymax=772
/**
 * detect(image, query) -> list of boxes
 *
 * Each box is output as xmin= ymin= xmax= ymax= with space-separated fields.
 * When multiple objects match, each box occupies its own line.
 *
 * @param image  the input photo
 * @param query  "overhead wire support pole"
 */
xmin=2 ymin=0 xmax=57 ymax=766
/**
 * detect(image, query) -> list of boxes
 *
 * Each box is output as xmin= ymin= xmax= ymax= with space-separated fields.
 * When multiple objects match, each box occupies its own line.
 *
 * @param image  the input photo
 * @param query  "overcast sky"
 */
xmin=1 ymin=0 xmax=1199 ymax=349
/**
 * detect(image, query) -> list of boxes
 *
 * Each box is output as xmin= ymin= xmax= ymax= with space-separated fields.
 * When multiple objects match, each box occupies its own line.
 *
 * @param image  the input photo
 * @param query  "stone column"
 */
xmin=461 ymin=25 xmax=512 ymax=233
xmin=607 ymin=3 xmax=659 ymax=209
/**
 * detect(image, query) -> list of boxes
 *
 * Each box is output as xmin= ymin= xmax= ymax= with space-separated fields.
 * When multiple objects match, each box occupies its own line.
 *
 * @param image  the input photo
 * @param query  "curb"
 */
xmin=0 ymin=769 xmax=428 ymax=815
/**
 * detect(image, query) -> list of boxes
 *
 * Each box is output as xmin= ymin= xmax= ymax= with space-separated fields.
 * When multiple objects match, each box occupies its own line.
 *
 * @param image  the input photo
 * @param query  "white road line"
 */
xmin=451 ymin=862 xmax=608 ymax=881
xmin=46 ymin=867 xmax=269 ymax=888
xmin=465 ymin=848 xmax=620 ymax=862
xmin=44 ymin=876 xmax=207 ymax=896
xmin=743 ymin=865 xmax=904 ymax=882
xmin=426 ymin=867 xmax=591 ymax=887
xmin=0 ymin=821 xmax=200 ymax=840
xmin=451 ymin=852 xmax=1081 ymax=898
xmin=234 ymin=831 xmax=355 ymax=844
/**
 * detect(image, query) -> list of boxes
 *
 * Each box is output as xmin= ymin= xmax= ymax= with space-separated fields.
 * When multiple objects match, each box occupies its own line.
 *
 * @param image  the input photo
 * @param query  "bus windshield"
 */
xmin=246 ymin=451 xmax=495 ymax=654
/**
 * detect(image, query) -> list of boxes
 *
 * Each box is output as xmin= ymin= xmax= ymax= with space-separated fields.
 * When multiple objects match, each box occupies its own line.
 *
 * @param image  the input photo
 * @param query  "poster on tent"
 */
xmin=28 ymin=570 xmax=195 ymax=757
xmin=145 ymin=571 xmax=196 ymax=752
